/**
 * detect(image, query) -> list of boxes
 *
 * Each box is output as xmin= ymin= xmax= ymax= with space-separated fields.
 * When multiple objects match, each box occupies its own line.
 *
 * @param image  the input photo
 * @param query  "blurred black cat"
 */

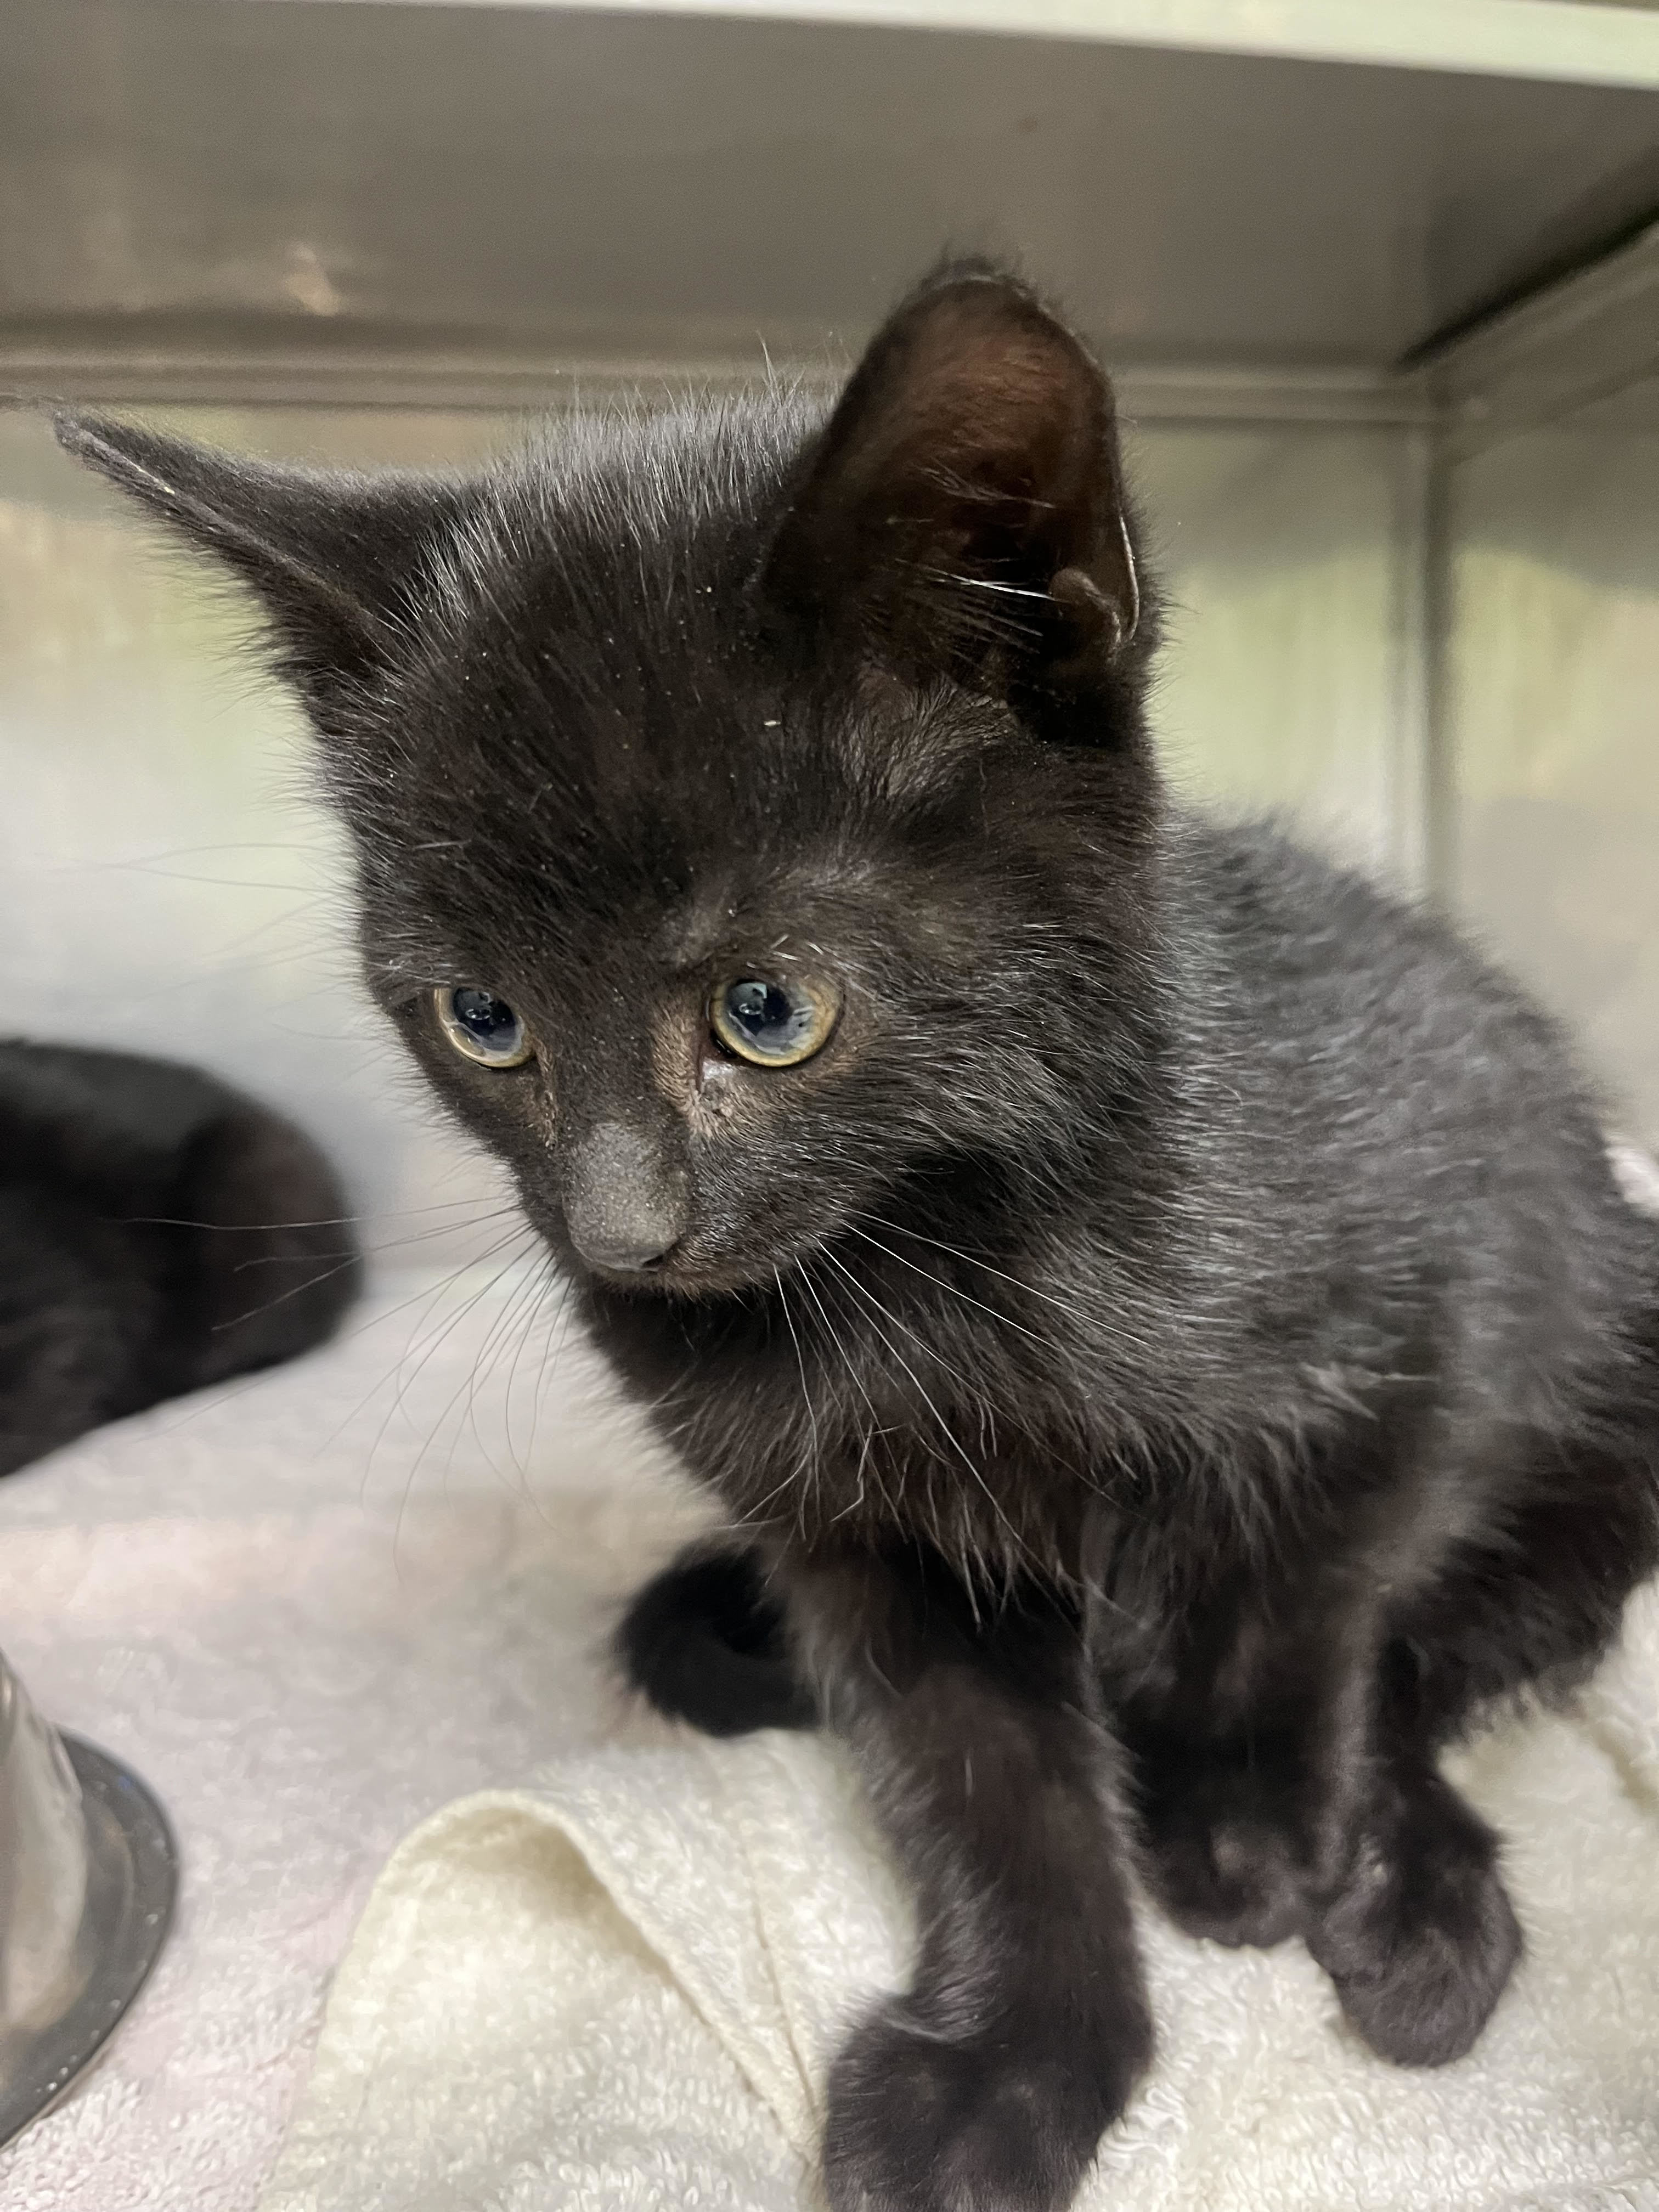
xmin=0 ymin=1041 xmax=360 ymax=1474
xmin=60 ymin=264 xmax=1659 ymax=2212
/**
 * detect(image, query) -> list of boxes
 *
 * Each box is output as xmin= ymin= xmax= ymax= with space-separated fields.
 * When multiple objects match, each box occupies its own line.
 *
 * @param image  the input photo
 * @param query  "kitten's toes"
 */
xmin=822 ymin=1995 xmax=1147 ymax=2212
xmin=616 ymin=1542 xmax=818 ymax=1737
xmin=1139 ymin=1765 xmax=1306 ymax=1950
xmin=1308 ymin=1769 xmax=1521 ymax=2067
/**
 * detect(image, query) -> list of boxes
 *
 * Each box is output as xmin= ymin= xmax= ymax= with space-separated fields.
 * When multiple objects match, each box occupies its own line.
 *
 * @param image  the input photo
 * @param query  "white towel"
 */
xmin=260 ymin=1582 xmax=1659 ymax=2212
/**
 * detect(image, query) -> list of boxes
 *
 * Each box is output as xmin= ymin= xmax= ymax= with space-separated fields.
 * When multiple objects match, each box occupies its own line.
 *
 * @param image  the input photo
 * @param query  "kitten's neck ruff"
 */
xmin=569 ymin=1096 xmax=1209 ymax=1587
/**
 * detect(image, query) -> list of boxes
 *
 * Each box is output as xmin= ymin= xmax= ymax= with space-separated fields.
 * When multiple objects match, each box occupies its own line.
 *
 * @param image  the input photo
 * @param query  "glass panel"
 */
xmin=1133 ymin=422 xmax=1420 ymax=880
xmin=1444 ymin=381 xmax=1659 ymax=1146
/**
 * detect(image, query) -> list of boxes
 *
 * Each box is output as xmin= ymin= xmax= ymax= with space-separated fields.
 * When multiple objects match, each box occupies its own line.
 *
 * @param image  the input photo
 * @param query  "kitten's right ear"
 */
xmin=54 ymin=413 xmax=455 ymax=709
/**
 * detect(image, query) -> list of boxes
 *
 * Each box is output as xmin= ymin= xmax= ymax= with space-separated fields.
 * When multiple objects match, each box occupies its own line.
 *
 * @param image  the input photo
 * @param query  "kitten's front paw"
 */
xmin=1307 ymin=1768 xmax=1521 ymax=2067
xmin=822 ymin=1997 xmax=1147 ymax=2212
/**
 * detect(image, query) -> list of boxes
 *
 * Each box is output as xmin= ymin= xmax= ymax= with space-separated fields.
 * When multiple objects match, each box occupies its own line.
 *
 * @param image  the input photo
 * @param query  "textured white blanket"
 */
xmin=262 ymin=1585 xmax=1659 ymax=2212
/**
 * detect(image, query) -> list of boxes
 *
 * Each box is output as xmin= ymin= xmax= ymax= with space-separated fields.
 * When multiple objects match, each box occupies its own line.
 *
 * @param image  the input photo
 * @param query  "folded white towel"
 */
xmin=259 ymin=1577 xmax=1659 ymax=2212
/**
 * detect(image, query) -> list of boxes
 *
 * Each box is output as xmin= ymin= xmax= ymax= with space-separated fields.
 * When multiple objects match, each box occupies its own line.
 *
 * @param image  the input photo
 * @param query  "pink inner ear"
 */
xmin=757 ymin=267 xmax=1139 ymax=698
xmin=874 ymin=314 xmax=1101 ymax=535
xmin=851 ymin=296 xmax=1120 ymax=588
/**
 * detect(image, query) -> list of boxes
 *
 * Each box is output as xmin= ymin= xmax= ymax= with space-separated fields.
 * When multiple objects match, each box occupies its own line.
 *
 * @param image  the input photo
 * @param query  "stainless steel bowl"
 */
xmin=0 ymin=1651 xmax=176 ymax=2149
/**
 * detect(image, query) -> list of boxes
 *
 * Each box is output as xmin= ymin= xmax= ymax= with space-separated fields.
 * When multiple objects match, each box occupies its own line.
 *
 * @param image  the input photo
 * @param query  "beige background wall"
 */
xmin=1443 ymin=384 xmax=1659 ymax=1147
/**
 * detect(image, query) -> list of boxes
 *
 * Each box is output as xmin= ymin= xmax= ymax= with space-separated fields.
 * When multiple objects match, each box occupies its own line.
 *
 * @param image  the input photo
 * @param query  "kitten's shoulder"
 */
xmin=1161 ymin=806 xmax=1578 ymax=1091
xmin=1168 ymin=810 xmax=1483 ymax=989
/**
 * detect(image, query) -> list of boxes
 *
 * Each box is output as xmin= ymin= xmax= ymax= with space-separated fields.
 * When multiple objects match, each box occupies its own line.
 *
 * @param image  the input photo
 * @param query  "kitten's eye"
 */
xmin=434 ymin=986 xmax=534 ymax=1069
xmin=710 ymin=975 xmax=838 ymax=1068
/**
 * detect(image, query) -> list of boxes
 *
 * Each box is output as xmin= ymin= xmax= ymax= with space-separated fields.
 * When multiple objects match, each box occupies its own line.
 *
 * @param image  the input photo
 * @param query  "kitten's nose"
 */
xmin=562 ymin=1119 xmax=688 ymax=1274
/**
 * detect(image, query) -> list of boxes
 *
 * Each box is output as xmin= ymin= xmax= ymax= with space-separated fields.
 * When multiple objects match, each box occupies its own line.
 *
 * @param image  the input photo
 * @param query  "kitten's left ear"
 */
xmin=756 ymin=263 xmax=1144 ymax=735
xmin=54 ymin=413 xmax=460 ymax=716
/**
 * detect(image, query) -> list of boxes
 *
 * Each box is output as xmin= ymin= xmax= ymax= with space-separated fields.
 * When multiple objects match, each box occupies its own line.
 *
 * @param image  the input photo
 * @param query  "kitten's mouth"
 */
xmin=531 ymin=1195 xmax=855 ymax=1304
xmin=588 ymin=1262 xmax=755 ymax=1302
xmin=564 ymin=1237 xmax=777 ymax=1303
xmin=569 ymin=1226 xmax=837 ymax=1305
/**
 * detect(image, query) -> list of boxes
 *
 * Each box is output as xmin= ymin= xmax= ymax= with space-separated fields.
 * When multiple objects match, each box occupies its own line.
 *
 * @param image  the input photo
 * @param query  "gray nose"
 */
xmin=562 ymin=1119 xmax=689 ymax=1273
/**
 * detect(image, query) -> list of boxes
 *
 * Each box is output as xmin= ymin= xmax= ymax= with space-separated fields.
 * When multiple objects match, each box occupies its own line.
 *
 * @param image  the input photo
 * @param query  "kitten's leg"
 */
xmin=1130 ymin=1723 xmax=1308 ymax=1951
xmin=616 ymin=1541 xmax=818 ymax=1736
xmin=788 ymin=1553 xmax=1152 ymax=2212
xmin=1118 ymin=1566 xmax=1334 ymax=1952
xmin=1298 ymin=1383 xmax=1659 ymax=2068
xmin=1300 ymin=1395 xmax=1659 ymax=2068
xmin=1130 ymin=1611 xmax=1520 ymax=2066
xmin=1304 ymin=1734 xmax=1520 ymax=2068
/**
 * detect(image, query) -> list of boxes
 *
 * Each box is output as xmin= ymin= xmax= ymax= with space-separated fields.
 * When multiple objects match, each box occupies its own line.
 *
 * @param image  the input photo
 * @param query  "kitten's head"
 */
xmin=60 ymin=264 xmax=1166 ymax=1300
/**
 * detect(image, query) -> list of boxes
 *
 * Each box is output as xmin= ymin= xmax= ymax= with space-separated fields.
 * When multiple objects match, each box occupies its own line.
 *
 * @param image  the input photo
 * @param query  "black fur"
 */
xmin=59 ymin=261 xmax=1659 ymax=2212
xmin=617 ymin=1542 xmax=816 ymax=1737
xmin=0 ymin=1040 xmax=361 ymax=1474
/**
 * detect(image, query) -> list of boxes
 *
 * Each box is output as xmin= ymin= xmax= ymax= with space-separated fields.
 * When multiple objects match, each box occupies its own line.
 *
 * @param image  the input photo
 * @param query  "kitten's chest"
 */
xmin=583 ymin=1279 xmax=1092 ymax=1571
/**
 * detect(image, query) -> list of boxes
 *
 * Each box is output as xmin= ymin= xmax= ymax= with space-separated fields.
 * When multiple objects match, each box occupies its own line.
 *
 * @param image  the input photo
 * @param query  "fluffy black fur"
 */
xmin=618 ymin=1540 xmax=816 ymax=1737
xmin=59 ymin=263 xmax=1659 ymax=2212
xmin=0 ymin=1040 xmax=361 ymax=1474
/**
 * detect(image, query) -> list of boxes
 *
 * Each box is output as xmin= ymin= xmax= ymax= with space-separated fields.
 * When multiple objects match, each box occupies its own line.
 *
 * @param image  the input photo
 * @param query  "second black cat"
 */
xmin=0 ymin=1040 xmax=360 ymax=1475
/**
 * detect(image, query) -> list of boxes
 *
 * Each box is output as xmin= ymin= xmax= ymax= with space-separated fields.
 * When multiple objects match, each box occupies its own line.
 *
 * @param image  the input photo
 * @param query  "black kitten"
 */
xmin=60 ymin=264 xmax=1659 ymax=2212
xmin=0 ymin=1040 xmax=360 ymax=1474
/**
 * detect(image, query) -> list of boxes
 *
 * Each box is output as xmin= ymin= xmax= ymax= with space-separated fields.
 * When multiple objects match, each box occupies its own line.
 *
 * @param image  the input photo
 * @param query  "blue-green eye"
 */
xmin=710 ymin=974 xmax=838 ymax=1067
xmin=435 ymin=986 xmax=534 ymax=1069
